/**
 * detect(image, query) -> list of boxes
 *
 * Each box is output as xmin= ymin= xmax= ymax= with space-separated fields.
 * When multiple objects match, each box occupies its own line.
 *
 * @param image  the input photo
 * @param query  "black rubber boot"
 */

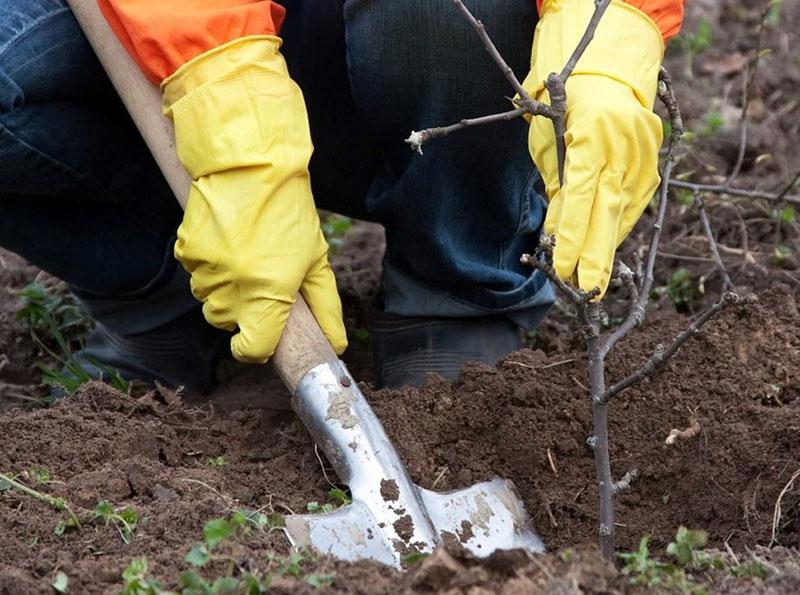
xmin=74 ymin=306 xmax=231 ymax=393
xmin=368 ymin=306 xmax=523 ymax=389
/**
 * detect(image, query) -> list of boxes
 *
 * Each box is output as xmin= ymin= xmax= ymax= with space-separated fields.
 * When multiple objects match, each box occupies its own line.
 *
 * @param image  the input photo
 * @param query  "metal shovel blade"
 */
xmin=283 ymin=361 xmax=544 ymax=568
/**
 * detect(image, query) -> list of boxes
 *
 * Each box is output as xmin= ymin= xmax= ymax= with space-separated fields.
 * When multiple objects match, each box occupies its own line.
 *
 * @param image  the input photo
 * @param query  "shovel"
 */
xmin=66 ymin=0 xmax=545 ymax=568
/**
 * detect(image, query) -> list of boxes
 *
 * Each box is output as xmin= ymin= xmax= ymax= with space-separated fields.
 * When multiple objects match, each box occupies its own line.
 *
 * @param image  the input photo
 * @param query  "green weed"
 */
xmin=671 ymin=17 xmax=713 ymax=79
xmin=121 ymin=559 xmax=173 ymax=595
xmin=94 ymin=500 xmax=139 ymax=544
xmin=307 ymin=487 xmax=351 ymax=514
xmin=172 ymin=511 xmax=330 ymax=593
xmin=203 ymin=456 xmax=226 ymax=468
xmin=16 ymin=282 xmax=128 ymax=395
xmin=652 ymin=268 xmax=698 ymax=311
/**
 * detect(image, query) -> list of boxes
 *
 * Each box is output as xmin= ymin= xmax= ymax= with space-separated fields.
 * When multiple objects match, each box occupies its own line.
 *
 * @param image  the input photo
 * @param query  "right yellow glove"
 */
xmin=522 ymin=0 xmax=665 ymax=297
xmin=162 ymin=36 xmax=347 ymax=363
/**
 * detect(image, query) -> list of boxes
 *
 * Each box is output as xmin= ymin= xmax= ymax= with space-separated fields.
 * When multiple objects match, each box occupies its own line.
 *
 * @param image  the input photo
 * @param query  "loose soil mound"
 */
xmin=0 ymin=286 xmax=798 ymax=593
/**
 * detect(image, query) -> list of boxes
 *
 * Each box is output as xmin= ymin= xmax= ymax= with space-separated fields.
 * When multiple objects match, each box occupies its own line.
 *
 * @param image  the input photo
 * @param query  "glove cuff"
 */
xmin=526 ymin=0 xmax=664 ymax=109
xmin=161 ymin=35 xmax=284 ymax=107
xmin=159 ymin=35 xmax=309 ymax=180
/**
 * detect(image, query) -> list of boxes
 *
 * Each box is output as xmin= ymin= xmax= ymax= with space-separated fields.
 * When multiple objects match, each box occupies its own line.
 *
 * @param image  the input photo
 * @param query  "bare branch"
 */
xmin=599 ymin=69 xmax=684 ymax=359
xmin=405 ymin=107 xmax=529 ymax=153
xmin=668 ymin=179 xmax=800 ymax=206
xmin=450 ymin=0 xmax=538 ymax=112
xmin=725 ymin=1 xmax=771 ymax=188
xmin=601 ymin=292 xmax=745 ymax=403
xmin=559 ymin=0 xmax=613 ymax=79
xmin=696 ymin=196 xmax=736 ymax=291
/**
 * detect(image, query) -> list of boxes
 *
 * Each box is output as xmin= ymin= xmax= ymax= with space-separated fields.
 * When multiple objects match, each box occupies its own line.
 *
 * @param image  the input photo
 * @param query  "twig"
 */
xmin=696 ymin=197 xmax=735 ymax=291
xmin=558 ymin=0 xmax=612 ymax=79
xmin=612 ymin=469 xmax=640 ymax=495
xmin=665 ymin=417 xmax=701 ymax=445
xmin=599 ymin=69 xmax=684 ymax=359
xmin=546 ymin=448 xmax=559 ymax=476
xmin=774 ymin=172 xmax=800 ymax=202
xmin=724 ymin=0 xmax=770 ymax=188
xmin=602 ymin=292 xmax=743 ymax=403
xmin=668 ymin=179 xmax=800 ymax=206
xmin=450 ymin=0 xmax=539 ymax=111
xmin=770 ymin=469 xmax=800 ymax=547
xmin=405 ymin=107 xmax=528 ymax=153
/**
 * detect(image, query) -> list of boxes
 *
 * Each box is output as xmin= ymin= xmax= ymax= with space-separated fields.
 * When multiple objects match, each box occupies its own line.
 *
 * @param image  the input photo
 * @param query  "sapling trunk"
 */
xmin=585 ymin=304 xmax=615 ymax=560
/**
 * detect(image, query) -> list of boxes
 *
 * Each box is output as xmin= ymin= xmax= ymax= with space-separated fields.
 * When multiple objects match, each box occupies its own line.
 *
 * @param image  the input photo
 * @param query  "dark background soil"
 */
xmin=1 ymin=0 xmax=799 ymax=593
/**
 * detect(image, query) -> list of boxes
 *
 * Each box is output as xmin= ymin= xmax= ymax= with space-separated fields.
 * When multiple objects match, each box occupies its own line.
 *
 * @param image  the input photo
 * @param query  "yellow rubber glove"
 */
xmin=162 ymin=36 xmax=347 ymax=363
xmin=523 ymin=0 xmax=665 ymax=297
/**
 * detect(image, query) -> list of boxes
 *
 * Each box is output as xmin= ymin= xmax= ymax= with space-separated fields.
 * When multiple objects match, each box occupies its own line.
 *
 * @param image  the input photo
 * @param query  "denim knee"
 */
xmin=0 ymin=0 xmax=98 ymax=118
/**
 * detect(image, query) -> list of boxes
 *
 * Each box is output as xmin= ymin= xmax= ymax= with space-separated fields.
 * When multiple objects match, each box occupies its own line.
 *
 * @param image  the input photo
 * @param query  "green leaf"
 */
xmin=122 ymin=558 xmax=148 ymax=582
xmin=730 ymin=560 xmax=768 ymax=579
xmin=327 ymin=488 xmax=351 ymax=506
xmin=305 ymin=573 xmax=336 ymax=589
xmin=179 ymin=571 xmax=212 ymax=595
xmin=402 ymin=551 xmax=429 ymax=566
xmin=54 ymin=517 xmax=80 ymax=537
xmin=29 ymin=467 xmax=51 ymax=485
xmin=667 ymin=526 xmax=708 ymax=567
xmin=185 ymin=544 xmax=210 ymax=568
xmin=778 ymin=206 xmax=796 ymax=224
xmin=119 ymin=507 xmax=139 ymax=527
xmin=94 ymin=500 xmax=114 ymax=519
xmin=240 ymin=575 xmax=267 ymax=595
xmin=210 ymin=577 xmax=239 ymax=594
xmin=306 ymin=502 xmax=334 ymax=514
xmin=202 ymin=518 xmax=237 ymax=549
xmin=52 ymin=571 xmax=69 ymax=593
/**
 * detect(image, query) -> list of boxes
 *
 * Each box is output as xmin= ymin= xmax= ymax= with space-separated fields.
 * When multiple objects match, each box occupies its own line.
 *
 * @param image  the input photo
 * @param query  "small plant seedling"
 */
xmin=671 ymin=17 xmax=713 ymax=78
xmin=773 ymin=245 xmax=794 ymax=268
xmin=401 ymin=551 xmax=429 ymax=566
xmin=327 ymin=487 xmax=351 ymax=506
xmin=120 ymin=559 xmax=173 ymax=595
xmin=666 ymin=526 xmax=723 ymax=570
xmin=305 ymin=501 xmax=334 ymax=514
xmin=94 ymin=500 xmax=138 ymax=544
xmin=305 ymin=573 xmax=336 ymax=588
xmin=618 ymin=536 xmax=697 ymax=592
xmin=730 ymin=559 xmax=768 ymax=580
xmin=27 ymin=466 xmax=51 ymax=486
xmin=307 ymin=487 xmax=351 ymax=514
xmin=701 ymin=111 xmax=724 ymax=137
xmin=16 ymin=281 xmax=129 ymax=395
xmin=0 ymin=472 xmax=82 ymax=534
xmin=203 ymin=456 xmax=226 ymax=468
xmin=653 ymin=268 xmax=698 ymax=311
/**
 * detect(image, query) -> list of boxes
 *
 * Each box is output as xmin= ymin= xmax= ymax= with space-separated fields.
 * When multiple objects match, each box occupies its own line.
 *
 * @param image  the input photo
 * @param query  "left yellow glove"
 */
xmin=522 ymin=0 xmax=665 ymax=297
xmin=162 ymin=36 xmax=347 ymax=363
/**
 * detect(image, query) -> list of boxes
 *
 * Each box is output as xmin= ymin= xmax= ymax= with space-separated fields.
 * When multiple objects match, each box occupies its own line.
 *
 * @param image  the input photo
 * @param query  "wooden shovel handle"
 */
xmin=66 ymin=0 xmax=337 ymax=392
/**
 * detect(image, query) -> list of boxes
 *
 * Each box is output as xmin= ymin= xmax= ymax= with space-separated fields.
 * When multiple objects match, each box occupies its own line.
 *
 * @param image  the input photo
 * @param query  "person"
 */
xmin=0 ymin=0 xmax=683 ymax=392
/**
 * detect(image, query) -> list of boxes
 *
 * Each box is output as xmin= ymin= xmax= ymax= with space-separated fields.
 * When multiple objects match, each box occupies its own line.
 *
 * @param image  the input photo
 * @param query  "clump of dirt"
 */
xmin=381 ymin=478 xmax=400 ymax=502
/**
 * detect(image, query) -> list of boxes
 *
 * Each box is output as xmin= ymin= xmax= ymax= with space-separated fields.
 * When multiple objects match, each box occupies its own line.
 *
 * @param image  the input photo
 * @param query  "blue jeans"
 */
xmin=0 ymin=0 xmax=554 ymax=334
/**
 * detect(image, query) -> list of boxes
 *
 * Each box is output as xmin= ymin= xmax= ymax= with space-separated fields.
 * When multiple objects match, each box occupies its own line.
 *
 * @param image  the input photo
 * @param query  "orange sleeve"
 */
xmin=97 ymin=0 xmax=286 ymax=84
xmin=536 ymin=0 xmax=685 ymax=41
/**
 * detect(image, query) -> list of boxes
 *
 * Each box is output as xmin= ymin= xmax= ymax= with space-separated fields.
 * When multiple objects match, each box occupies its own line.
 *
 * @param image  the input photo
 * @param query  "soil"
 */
xmin=1 ymin=0 xmax=800 ymax=593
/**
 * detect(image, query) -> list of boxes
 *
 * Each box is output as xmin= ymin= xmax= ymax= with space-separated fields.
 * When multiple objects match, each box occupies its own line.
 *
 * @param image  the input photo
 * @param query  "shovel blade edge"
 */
xmin=418 ymin=477 xmax=546 ymax=556
xmin=283 ymin=501 xmax=405 ymax=567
